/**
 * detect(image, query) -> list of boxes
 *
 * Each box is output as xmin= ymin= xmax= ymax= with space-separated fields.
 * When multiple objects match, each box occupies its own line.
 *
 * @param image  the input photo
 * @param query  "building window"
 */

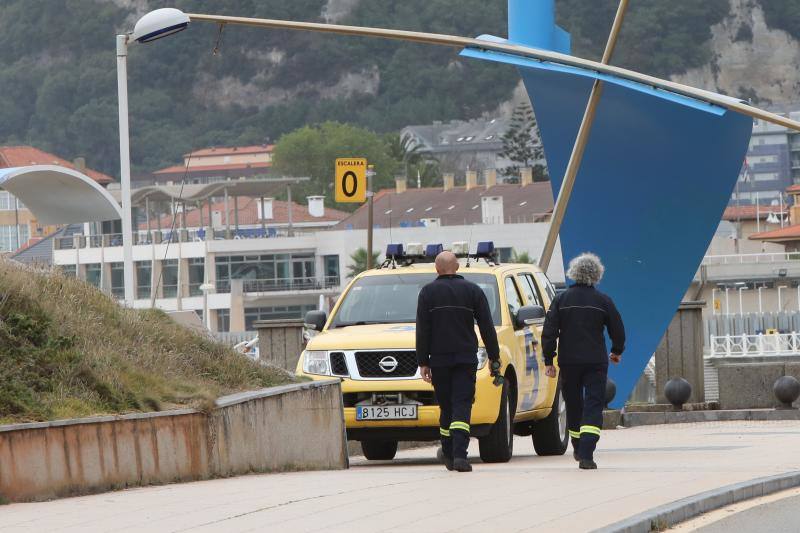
xmin=496 ymin=247 xmax=513 ymax=263
xmin=753 ymin=172 xmax=780 ymax=182
xmin=217 ymin=309 xmax=230 ymax=332
xmin=243 ymin=304 xmax=317 ymax=331
xmin=324 ymin=255 xmax=340 ymax=287
xmin=188 ymin=258 xmax=205 ymax=296
xmin=162 ymin=259 xmax=179 ymax=298
xmin=110 ymin=262 xmax=125 ymax=299
xmin=60 ymin=265 xmax=77 ymax=277
xmin=85 ymin=263 xmax=102 ymax=288
xmin=0 ymin=224 xmax=29 ymax=251
xmin=136 ymin=261 xmax=152 ymax=299
xmin=0 ymin=191 xmax=22 ymax=211
xmin=215 ymin=253 xmax=316 ymax=293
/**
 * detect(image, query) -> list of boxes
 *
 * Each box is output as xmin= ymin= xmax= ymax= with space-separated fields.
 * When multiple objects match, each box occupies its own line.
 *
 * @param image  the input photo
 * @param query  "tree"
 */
xmin=500 ymin=103 xmax=547 ymax=183
xmin=511 ymin=249 xmax=535 ymax=264
xmin=347 ymin=248 xmax=381 ymax=278
xmin=272 ymin=122 xmax=401 ymax=209
xmin=383 ymin=132 xmax=441 ymax=187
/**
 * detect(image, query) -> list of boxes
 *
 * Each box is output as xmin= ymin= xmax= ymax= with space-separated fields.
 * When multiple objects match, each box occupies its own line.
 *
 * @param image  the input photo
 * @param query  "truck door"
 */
xmin=503 ymin=275 xmax=537 ymax=414
xmin=516 ymin=272 xmax=550 ymax=410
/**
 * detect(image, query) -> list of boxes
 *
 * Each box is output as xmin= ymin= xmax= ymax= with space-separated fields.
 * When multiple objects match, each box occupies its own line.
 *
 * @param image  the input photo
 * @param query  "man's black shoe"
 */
xmin=573 ymin=451 xmax=580 ymax=462
xmin=444 ymin=457 xmax=454 ymax=471
xmin=579 ymin=459 xmax=597 ymax=470
xmin=453 ymin=458 xmax=472 ymax=472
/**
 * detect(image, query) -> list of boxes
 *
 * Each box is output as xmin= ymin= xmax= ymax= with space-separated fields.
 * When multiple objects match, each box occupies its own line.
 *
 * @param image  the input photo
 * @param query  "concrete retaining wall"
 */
xmin=715 ymin=361 xmax=800 ymax=409
xmin=0 ymin=380 xmax=347 ymax=502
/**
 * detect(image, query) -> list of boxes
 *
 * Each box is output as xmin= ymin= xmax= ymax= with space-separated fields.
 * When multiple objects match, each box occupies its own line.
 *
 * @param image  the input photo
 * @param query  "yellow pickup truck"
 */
xmin=296 ymin=242 xmax=567 ymax=462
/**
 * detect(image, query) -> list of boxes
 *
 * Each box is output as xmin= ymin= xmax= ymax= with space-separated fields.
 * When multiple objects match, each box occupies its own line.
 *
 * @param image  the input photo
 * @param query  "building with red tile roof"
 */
xmin=0 ymin=146 xmax=113 ymax=185
xmin=149 ymin=145 xmax=274 ymax=186
xmin=141 ymin=196 xmax=348 ymax=231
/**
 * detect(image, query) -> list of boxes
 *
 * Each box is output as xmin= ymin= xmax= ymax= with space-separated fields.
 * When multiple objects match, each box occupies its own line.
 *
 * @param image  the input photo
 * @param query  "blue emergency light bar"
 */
xmin=476 ymin=241 xmax=495 ymax=257
xmin=385 ymin=243 xmax=404 ymax=259
xmin=425 ymin=243 xmax=444 ymax=257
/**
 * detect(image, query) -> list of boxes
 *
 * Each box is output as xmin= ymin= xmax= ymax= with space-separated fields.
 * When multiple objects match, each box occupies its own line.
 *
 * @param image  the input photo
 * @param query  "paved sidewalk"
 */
xmin=2 ymin=421 xmax=800 ymax=532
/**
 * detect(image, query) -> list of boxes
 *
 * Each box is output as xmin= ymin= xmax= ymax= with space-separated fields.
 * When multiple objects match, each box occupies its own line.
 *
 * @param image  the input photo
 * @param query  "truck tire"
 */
xmin=478 ymin=382 xmax=514 ymax=463
xmin=361 ymin=440 xmax=398 ymax=460
xmin=531 ymin=383 xmax=569 ymax=456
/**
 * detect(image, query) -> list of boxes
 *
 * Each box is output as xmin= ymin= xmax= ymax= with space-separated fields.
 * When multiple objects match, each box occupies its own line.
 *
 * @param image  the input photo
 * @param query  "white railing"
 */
xmin=709 ymin=332 xmax=800 ymax=356
xmin=702 ymin=252 xmax=800 ymax=265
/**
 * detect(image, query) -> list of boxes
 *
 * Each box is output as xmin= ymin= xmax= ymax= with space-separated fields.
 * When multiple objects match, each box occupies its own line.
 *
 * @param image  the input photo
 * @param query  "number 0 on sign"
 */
xmin=335 ymin=158 xmax=367 ymax=203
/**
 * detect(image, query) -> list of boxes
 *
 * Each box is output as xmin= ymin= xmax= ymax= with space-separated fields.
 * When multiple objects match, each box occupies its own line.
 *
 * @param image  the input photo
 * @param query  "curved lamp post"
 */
xmin=117 ymin=9 xmax=190 ymax=305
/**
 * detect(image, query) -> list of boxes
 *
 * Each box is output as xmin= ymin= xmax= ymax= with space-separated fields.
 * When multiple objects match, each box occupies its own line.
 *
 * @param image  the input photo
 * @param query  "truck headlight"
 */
xmin=476 ymin=347 xmax=489 ymax=369
xmin=302 ymin=350 xmax=330 ymax=375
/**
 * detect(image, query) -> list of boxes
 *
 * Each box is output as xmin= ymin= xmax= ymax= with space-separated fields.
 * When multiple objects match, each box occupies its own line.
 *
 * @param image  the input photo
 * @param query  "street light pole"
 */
xmin=116 ymin=34 xmax=135 ymax=306
xmin=712 ymin=288 xmax=718 ymax=316
xmin=366 ymin=165 xmax=375 ymax=270
xmin=738 ymin=286 xmax=747 ymax=316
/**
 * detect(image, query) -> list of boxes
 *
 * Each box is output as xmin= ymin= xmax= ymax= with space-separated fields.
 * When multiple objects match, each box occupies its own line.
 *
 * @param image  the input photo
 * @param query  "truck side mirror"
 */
xmin=304 ymin=310 xmax=327 ymax=331
xmin=515 ymin=305 xmax=545 ymax=329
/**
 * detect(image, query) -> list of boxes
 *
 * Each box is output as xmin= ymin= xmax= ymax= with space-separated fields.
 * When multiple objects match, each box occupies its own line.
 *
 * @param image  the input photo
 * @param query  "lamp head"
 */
xmin=132 ymin=8 xmax=190 ymax=43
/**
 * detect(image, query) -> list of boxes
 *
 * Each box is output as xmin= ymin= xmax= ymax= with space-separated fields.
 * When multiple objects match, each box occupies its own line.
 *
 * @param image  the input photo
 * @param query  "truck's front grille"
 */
xmin=329 ymin=352 xmax=349 ymax=376
xmin=355 ymin=351 xmax=418 ymax=377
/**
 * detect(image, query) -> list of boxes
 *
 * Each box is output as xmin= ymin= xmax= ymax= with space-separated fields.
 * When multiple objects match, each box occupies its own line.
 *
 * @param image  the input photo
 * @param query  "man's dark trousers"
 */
xmin=431 ymin=363 xmax=476 ymax=460
xmin=560 ymin=364 xmax=606 ymax=460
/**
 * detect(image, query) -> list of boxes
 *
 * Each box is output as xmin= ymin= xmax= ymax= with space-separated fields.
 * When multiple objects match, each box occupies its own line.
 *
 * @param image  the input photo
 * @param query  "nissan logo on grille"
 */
xmin=378 ymin=356 xmax=399 ymax=373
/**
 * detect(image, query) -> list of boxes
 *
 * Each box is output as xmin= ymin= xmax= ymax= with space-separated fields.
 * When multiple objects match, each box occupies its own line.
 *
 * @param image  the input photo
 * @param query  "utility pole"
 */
xmin=367 ymin=165 xmax=375 ymax=270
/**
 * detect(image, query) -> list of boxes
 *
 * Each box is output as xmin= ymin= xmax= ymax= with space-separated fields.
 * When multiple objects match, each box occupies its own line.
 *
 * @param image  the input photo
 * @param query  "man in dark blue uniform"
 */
xmin=542 ymin=253 xmax=625 ymax=470
xmin=416 ymin=251 xmax=500 ymax=472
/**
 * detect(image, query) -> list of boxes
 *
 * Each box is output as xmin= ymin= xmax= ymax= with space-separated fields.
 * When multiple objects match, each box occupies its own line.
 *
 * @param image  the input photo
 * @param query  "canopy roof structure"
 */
xmin=121 ymin=177 xmax=310 ymax=206
xmin=0 ymin=166 xmax=122 ymax=224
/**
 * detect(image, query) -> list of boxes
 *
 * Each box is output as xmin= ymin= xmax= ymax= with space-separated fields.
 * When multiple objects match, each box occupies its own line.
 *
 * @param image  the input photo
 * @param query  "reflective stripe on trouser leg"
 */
xmin=449 ymin=421 xmax=470 ymax=433
xmin=580 ymin=425 xmax=601 ymax=436
xmin=569 ymin=430 xmax=581 ymax=439
xmin=440 ymin=428 xmax=451 ymax=437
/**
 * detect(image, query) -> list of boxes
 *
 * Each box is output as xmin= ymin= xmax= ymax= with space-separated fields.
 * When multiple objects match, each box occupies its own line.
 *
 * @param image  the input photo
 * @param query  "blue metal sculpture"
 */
xmin=465 ymin=0 xmax=752 ymax=407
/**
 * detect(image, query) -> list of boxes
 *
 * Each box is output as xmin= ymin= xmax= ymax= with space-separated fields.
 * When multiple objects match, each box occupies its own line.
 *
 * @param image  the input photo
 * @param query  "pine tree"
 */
xmin=500 ymin=104 xmax=547 ymax=183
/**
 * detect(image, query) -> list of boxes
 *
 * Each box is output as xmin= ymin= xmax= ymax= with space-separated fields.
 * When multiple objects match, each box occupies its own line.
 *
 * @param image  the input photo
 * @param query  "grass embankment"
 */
xmin=0 ymin=259 xmax=295 ymax=424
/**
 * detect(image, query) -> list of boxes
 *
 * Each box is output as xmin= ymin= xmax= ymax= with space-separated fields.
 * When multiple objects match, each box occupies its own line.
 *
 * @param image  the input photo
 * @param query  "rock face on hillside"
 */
xmin=672 ymin=0 xmax=800 ymax=105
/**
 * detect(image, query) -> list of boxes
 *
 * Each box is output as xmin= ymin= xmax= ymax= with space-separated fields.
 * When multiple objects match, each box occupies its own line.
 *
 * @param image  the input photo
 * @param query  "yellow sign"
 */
xmin=335 ymin=158 xmax=367 ymax=203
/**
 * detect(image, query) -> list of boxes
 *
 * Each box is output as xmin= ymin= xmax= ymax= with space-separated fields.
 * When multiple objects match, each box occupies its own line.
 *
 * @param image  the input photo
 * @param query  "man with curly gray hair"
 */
xmin=542 ymin=253 xmax=625 ymax=470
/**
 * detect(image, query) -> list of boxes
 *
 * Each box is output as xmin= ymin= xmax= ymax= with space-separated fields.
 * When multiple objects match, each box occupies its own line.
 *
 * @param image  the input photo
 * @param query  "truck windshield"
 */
xmin=330 ymin=273 xmax=501 ymax=328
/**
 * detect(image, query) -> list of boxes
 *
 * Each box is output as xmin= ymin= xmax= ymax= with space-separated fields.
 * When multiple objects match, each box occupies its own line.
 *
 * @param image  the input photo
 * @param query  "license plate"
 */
xmin=356 ymin=405 xmax=418 ymax=420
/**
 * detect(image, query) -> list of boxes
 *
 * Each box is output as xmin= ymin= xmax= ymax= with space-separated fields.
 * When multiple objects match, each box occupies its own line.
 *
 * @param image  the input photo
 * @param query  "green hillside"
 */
xmin=0 ymin=0 xmax=759 ymax=181
xmin=0 ymin=259 xmax=292 ymax=423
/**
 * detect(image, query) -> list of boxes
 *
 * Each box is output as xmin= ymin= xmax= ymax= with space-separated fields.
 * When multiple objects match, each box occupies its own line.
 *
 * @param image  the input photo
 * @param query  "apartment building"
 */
xmin=49 ymin=172 xmax=560 ymax=332
xmin=143 ymin=145 xmax=274 ymax=187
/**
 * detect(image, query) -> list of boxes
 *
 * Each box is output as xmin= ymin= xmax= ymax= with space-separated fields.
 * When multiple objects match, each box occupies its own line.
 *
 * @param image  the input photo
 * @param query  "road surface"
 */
xmin=3 ymin=421 xmax=800 ymax=532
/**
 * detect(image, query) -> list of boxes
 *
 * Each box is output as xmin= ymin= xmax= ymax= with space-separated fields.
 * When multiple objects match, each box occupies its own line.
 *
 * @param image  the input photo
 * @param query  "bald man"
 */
xmin=416 ymin=251 xmax=500 ymax=472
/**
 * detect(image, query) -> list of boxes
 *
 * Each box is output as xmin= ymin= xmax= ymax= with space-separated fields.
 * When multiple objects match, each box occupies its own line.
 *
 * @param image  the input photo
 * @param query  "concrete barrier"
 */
xmin=0 ymin=379 xmax=347 ymax=502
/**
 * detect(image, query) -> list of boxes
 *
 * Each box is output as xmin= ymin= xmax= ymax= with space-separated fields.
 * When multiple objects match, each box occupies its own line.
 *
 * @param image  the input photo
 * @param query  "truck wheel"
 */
xmin=361 ymin=440 xmax=398 ymax=460
xmin=479 ymin=382 xmax=514 ymax=463
xmin=531 ymin=383 xmax=569 ymax=456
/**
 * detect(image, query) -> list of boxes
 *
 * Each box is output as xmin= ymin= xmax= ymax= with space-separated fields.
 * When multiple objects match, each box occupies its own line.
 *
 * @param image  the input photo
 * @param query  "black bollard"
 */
xmin=664 ymin=377 xmax=691 ymax=410
xmin=773 ymin=376 xmax=800 ymax=410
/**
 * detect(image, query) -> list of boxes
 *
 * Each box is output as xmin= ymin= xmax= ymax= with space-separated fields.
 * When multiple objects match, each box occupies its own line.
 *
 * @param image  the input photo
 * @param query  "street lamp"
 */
xmin=724 ymin=287 xmax=730 ymax=315
xmin=117 ymin=8 xmax=190 ymax=305
xmin=199 ymin=282 xmax=215 ymax=330
xmin=779 ymin=285 xmax=788 ymax=312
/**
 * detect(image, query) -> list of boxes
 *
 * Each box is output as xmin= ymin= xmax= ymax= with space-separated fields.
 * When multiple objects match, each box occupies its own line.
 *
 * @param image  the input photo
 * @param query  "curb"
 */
xmin=593 ymin=470 xmax=800 ymax=533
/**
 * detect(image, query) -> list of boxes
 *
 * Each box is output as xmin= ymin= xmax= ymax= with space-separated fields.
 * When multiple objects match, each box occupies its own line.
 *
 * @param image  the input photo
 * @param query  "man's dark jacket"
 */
xmin=416 ymin=274 xmax=500 ymax=367
xmin=541 ymin=283 xmax=625 ymax=366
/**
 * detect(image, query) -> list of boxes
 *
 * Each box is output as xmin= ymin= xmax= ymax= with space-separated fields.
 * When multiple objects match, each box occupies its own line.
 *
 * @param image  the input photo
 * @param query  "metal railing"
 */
xmin=709 ymin=332 xmax=800 ymax=357
xmin=216 ymin=276 xmax=341 ymax=294
xmin=702 ymin=252 xmax=800 ymax=265
xmin=53 ymin=228 xmax=316 ymax=252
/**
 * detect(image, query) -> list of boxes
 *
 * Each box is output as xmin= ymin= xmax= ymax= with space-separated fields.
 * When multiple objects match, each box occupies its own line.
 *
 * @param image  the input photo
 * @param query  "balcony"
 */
xmin=53 ymin=228 xmax=316 ymax=252
xmin=215 ymin=276 xmax=341 ymax=294
xmin=697 ymin=253 xmax=800 ymax=282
